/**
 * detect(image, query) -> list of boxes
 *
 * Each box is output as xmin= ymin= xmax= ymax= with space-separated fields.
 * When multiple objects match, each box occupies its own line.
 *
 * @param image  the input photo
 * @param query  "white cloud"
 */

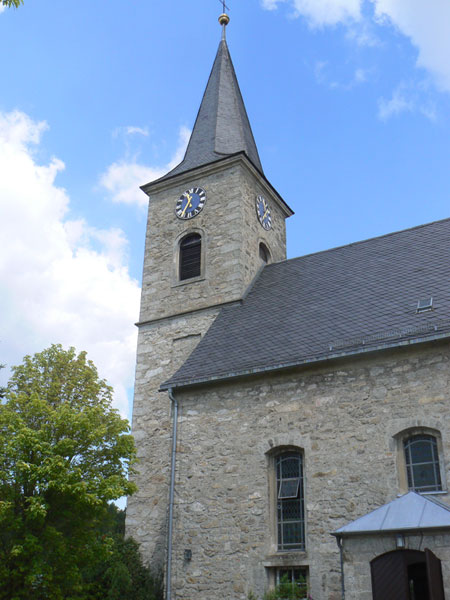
xmin=354 ymin=68 xmax=367 ymax=83
xmin=378 ymin=82 xmax=437 ymax=121
xmin=112 ymin=125 xmax=149 ymax=139
xmin=261 ymin=0 xmax=286 ymax=10
xmin=372 ymin=0 xmax=450 ymax=92
xmin=314 ymin=60 xmax=369 ymax=90
xmin=125 ymin=126 xmax=149 ymax=137
xmin=346 ymin=21 xmax=380 ymax=46
xmin=378 ymin=86 xmax=414 ymax=120
xmin=99 ymin=125 xmax=190 ymax=208
xmin=293 ymin=0 xmax=361 ymax=26
xmin=263 ymin=0 xmax=450 ymax=93
xmin=0 ymin=110 xmax=140 ymax=417
xmin=262 ymin=0 xmax=362 ymax=27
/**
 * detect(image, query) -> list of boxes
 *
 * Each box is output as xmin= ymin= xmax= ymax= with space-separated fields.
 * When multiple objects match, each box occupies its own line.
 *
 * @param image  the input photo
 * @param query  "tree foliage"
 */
xmin=0 ymin=363 xmax=5 ymax=399
xmin=83 ymin=505 xmax=163 ymax=600
xmin=248 ymin=574 xmax=311 ymax=600
xmin=0 ymin=345 xmax=137 ymax=599
xmin=263 ymin=574 xmax=309 ymax=600
xmin=1 ymin=1 xmax=23 ymax=7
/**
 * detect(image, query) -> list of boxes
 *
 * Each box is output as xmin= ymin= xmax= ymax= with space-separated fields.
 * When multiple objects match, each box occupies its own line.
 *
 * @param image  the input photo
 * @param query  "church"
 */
xmin=126 ymin=11 xmax=450 ymax=600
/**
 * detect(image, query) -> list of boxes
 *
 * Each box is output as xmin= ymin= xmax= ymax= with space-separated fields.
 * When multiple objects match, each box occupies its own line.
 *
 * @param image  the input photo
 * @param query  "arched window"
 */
xmin=259 ymin=242 xmax=271 ymax=264
xmin=275 ymin=451 xmax=305 ymax=551
xmin=179 ymin=233 xmax=201 ymax=281
xmin=404 ymin=434 xmax=442 ymax=493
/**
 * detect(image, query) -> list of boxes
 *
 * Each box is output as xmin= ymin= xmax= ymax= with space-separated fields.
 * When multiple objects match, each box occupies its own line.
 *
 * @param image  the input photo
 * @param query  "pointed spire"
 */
xmin=158 ymin=15 xmax=263 ymax=182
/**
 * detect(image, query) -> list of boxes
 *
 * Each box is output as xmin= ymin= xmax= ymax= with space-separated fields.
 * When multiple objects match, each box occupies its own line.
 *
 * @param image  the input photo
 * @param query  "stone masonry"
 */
xmin=138 ymin=156 xmax=288 ymax=324
xmin=167 ymin=342 xmax=450 ymax=599
xmin=126 ymin=154 xmax=290 ymax=569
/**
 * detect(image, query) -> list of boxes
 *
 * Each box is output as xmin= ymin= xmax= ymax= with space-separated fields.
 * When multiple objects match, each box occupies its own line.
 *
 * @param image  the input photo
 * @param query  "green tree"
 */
xmin=0 ymin=363 xmax=5 ymax=399
xmin=1 ymin=0 xmax=23 ymax=7
xmin=83 ymin=505 xmax=163 ymax=600
xmin=0 ymin=344 xmax=137 ymax=599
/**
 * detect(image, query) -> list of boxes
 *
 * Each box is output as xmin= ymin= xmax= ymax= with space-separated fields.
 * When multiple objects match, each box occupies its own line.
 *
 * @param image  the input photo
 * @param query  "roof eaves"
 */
xmin=331 ymin=524 xmax=450 ymax=538
xmin=141 ymin=151 xmax=294 ymax=217
xmin=159 ymin=329 xmax=450 ymax=391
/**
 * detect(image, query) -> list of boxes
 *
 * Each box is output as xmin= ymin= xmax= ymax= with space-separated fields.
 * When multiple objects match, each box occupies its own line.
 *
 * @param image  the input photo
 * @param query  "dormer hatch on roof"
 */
xmin=417 ymin=297 xmax=433 ymax=313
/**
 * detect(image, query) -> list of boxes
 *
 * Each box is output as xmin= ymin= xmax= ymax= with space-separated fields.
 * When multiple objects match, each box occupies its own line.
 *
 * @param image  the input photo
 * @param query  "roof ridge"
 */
xmin=270 ymin=216 xmax=450 ymax=267
xmin=212 ymin=40 xmax=224 ymax=155
xmin=423 ymin=493 xmax=450 ymax=511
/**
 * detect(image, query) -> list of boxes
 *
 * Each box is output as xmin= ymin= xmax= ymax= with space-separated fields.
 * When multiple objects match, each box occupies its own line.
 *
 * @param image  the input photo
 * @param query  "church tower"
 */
xmin=126 ymin=12 xmax=293 ymax=575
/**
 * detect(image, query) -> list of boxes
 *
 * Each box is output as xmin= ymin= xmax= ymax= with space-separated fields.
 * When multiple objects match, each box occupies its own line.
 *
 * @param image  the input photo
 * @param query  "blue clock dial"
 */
xmin=175 ymin=187 xmax=206 ymax=220
xmin=256 ymin=195 xmax=272 ymax=231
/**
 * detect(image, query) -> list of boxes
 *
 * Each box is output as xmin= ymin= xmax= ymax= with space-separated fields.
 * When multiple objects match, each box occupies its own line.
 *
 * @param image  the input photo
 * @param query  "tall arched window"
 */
xmin=404 ymin=434 xmax=442 ymax=493
xmin=179 ymin=233 xmax=201 ymax=281
xmin=275 ymin=451 xmax=305 ymax=550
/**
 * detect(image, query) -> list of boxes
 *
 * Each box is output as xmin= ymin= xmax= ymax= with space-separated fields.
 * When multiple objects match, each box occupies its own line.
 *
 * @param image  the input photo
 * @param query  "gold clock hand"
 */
xmin=181 ymin=193 xmax=192 ymax=217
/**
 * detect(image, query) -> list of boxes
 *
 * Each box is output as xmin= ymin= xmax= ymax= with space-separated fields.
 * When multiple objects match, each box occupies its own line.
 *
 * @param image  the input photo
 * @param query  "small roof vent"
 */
xmin=417 ymin=297 xmax=433 ymax=313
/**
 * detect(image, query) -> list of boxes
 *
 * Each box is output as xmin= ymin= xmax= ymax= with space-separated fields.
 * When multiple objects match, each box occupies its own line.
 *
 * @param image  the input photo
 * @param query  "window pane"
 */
xmin=409 ymin=439 xmax=435 ymax=463
xmin=282 ymin=521 xmax=304 ymax=546
xmin=277 ymin=568 xmax=307 ymax=584
xmin=276 ymin=452 xmax=305 ymax=551
xmin=412 ymin=464 xmax=437 ymax=488
xmin=404 ymin=434 xmax=442 ymax=492
xmin=180 ymin=234 xmax=201 ymax=280
xmin=259 ymin=243 xmax=269 ymax=263
xmin=280 ymin=499 xmax=302 ymax=521
xmin=276 ymin=567 xmax=308 ymax=597
xmin=278 ymin=478 xmax=300 ymax=499
xmin=280 ymin=456 xmax=300 ymax=478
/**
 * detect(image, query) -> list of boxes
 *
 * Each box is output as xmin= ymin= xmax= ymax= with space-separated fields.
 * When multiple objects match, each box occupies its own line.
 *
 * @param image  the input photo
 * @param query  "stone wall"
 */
xmin=138 ymin=156 xmax=288 ymax=324
xmin=168 ymin=342 xmax=450 ymax=599
xmin=126 ymin=307 xmax=221 ymax=567
xmin=128 ymin=154 xmax=289 ymax=571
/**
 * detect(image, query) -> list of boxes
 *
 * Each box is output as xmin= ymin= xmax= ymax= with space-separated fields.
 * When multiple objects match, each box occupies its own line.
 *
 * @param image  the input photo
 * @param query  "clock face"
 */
xmin=175 ymin=187 xmax=206 ymax=220
xmin=255 ymin=195 xmax=272 ymax=231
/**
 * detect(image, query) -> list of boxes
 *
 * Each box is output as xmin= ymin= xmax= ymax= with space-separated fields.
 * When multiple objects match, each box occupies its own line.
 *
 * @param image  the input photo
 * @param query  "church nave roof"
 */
xmin=162 ymin=217 xmax=450 ymax=390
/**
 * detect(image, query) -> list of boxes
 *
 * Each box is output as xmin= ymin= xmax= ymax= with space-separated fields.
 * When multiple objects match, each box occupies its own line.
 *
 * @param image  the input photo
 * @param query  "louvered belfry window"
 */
xmin=276 ymin=452 xmax=305 ymax=551
xmin=179 ymin=233 xmax=201 ymax=281
xmin=404 ymin=434 xmax=442 ymax=492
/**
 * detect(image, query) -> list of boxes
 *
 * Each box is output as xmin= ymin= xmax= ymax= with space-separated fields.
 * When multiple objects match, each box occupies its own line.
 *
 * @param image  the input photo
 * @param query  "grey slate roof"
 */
xmin=334 ymin=492 xmax=450 ymax=535
xmin=161 ymin=218 xmax=450 ymax=390
xmin=155 ymin=37 xmax=263 ymax=183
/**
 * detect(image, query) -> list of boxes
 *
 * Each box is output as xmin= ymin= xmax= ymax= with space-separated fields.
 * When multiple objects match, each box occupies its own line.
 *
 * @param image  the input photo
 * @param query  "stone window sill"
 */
xmin=263 ymin=552 xmax=308 ymax=567
xmin=172 ymin=275 xmax=206 ymax=288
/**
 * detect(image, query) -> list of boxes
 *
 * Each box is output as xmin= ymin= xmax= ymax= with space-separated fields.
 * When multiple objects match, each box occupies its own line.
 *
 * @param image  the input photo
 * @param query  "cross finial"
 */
xmin=218 ymin=0 xmax=230 ymax=35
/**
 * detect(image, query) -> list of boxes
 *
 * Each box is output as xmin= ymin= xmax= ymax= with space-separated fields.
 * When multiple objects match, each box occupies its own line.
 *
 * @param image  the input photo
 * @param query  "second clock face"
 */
xmin=255 ymin=195 xmax=272 ymax=230
xmin=175 ymin=187 xmax=206 ymax=220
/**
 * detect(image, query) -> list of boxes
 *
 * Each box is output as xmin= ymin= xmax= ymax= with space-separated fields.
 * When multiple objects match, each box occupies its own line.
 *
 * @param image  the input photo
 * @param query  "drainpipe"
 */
xmin=166 ymin=388 xmax=178 ymax=600
xmin=336 ymin=535 xmax=346 ymax=600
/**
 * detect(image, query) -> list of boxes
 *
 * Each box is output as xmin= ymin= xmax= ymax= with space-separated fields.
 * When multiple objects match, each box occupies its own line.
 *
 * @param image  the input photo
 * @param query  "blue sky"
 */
xmin=0 ymin=0 xmax=449 ymax=418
